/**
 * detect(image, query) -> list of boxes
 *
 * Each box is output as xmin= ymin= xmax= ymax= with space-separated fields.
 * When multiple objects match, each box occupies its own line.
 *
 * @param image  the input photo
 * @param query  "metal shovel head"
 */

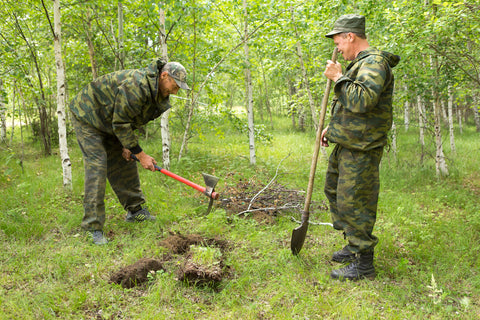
xmin=291 ymin=221 xmax=309 ymax=255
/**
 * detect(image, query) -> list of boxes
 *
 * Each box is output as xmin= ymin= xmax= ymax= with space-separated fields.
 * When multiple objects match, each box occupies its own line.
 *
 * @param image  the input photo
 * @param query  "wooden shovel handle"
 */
xmin=303 ymin=47 xmax=338 ymax=213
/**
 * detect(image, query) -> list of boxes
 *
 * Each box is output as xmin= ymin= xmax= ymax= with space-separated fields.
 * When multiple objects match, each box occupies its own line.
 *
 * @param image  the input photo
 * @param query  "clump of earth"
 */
xmin=110 ymin=233 xmax=230 ymax=289
xmin=110 ymin=178 xmax=325 ymax=289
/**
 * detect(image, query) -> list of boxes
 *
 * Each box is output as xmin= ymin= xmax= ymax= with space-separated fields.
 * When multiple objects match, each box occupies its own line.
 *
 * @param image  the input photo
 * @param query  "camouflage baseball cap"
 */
xmin=325 ymin=14 xmax=365 ymax=38
xmin=163 ymin=62 xmax=190 ymax=90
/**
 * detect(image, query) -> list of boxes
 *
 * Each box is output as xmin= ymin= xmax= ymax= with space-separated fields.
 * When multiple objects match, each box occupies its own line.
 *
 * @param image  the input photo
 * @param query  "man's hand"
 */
xmin=324 ymin=60 xmax=343 ymax=82
xmin=321 ymin=127 xmax=329 ymax=147
xmin=133 ymin=151 xmax=157 ymax=172
xmin=122 ymin=148 xmax=133 ymax=161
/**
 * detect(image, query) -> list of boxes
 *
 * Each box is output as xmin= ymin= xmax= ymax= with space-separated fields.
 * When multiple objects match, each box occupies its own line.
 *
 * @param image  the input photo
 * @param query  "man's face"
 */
xmin=333 ymin=33 xmax=354 ymax=61
xmin=159 ymin=72 xmax=180 ymax=98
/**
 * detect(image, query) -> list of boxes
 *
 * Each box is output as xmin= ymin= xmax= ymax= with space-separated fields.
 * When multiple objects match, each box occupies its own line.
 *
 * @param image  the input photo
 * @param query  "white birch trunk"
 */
xmin=404 ymin=100 xmax=410 ymax=131
xmin=447 ymin=85 xmax=456 ymax=154
xmin=473 ymin=94 xmax=480 ymax=133
xmin=54 ymin=0 xmax=72 ymax=189
xmin=117 ymin=2 xmax=125 ymax=69
xmin=457 ymin=104 xmax=463 ymax=135
xmin=243 ymin=0 xmax=255 ymax=165
xmin=391 ymin=120 xmax=397 ymax=162
xmin=0 ymin=79 xmax=6 ymax=143
xmin=158 ymin=6 xmax=171 ymax=169
xmin=417 ymin=96 xmax=425 ymax=146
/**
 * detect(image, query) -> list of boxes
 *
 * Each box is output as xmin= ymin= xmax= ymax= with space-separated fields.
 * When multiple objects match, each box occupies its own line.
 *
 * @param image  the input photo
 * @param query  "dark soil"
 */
xmin=219 ymin=179 xmax=327 ymax=223
xmin=110 ymin=233 xmax=230 ymax=289
xmin=176 ymin=251 xmax=224 ymax=287
xmin=110 ymin=258 xmax=165 ymax=289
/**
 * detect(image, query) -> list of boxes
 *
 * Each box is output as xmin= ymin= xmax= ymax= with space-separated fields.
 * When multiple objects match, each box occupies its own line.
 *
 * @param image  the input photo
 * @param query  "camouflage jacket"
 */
xmin=325 ymin=47 xmax=400 ymax=151
xmin=69 ymin=60 xmax=171 ymax=153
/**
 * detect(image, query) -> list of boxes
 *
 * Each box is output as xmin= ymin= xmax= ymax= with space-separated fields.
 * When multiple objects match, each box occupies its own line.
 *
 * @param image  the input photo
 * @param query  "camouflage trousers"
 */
xmin=324 ymin=144 xmax=383 ymax=253
xmin=71 ymin=115 xmax=145 ymax=231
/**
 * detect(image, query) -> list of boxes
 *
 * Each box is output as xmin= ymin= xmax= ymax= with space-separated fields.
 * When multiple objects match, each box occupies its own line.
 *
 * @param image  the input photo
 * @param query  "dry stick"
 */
xmin=290 ymin=216 xmax=333 ymax=227
xmin=246 ymin=153 xmax=290 ymax=212
xmin=237 ymin=204 xmax=301 ymax=216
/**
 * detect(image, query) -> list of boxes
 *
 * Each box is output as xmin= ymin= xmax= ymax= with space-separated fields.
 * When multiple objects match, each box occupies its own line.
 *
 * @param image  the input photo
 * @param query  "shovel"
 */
xmin=291 ymin=47 xmax=338 ymax=255
xmin=131 ymin=154 xmax=220 ymax=214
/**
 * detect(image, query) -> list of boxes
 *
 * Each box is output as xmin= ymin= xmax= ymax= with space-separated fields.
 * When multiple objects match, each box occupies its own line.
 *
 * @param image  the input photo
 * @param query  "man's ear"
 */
xmin=160 ymin=71 xmax=169 ymax=79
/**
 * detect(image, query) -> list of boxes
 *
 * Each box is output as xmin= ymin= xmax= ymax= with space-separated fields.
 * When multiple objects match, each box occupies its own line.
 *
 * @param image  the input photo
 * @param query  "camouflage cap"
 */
xmin=163 ymin=62 xmax=190 ymax=90
xmin=325 ymin=14 xmax=365 ymax=38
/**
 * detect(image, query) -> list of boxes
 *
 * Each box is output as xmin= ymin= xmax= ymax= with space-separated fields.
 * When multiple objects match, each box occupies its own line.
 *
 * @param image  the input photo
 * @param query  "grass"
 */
xmin=1 ymin=116 xmax=479 ymax=319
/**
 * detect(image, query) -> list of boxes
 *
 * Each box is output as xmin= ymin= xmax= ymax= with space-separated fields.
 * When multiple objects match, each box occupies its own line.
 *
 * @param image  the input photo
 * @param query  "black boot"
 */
xmin=330 ymin=251 xmax=376 ymax=281
xmin=332 ymin=246 xmax=356 ymax=263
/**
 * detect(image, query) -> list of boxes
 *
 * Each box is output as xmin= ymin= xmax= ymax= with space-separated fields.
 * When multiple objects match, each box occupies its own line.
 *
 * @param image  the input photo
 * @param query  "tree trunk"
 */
xmin=287 ymin=78 xmax=296 ymax=129
xmin=391 ymin=120 xmax=397 ymax=162
xmin=447 ymin=85 xmax=456 ymax=154
xmin=431 ymin=56 xmax=448 ymax=177
xmin=457 ymin=103 xmax=463 ymax=135
xmin=404 ymin=85 xmax=410 ymax=131
xmin=291 ymin=7 xmax=316 ymax=131
xmin=260 ymin=60 xmax=273 ymax=129
xmin=244 ymin=0 xmax=256 ymax=165
xmin=417 ymin=95 xmax=425 ymax=147
xmin=157 ymin=5 xmax=171 ymax=169
xmin=473 ymin=94 xmax=480 ymax=132
xmin=53 ymin=0 xmax=72 ymax=189
xmin=84 ymin=9 xmax=98 ymax=79
xmin=178 ymin=3 xmax=197 ymax=161
xmin=0 ymin=79 xmax=6 ymax=143
xmin=117 ymin=1 xmax=125 ymax=70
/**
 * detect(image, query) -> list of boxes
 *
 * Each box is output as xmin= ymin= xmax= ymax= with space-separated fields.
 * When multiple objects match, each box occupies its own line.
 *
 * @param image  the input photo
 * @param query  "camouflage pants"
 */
xmin=324 ymin=144 xmax=383 ymax=253
xmin=71 ymin=115 xmax=145 ymax=231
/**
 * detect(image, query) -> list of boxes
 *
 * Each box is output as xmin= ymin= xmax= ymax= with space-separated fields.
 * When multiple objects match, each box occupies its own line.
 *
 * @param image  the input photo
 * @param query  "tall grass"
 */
xmin=0 ymin=116 xmax=479 ymax=319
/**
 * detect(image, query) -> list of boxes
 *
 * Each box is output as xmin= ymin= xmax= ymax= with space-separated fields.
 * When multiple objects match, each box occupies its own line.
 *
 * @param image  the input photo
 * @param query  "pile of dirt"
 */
xmin=110 ymin=258 xmax=165 ymax=289
xmin=220 ymin=179 xmax=327 ymax=223
xmin=110 ymin=233 xmax=230 ymax=289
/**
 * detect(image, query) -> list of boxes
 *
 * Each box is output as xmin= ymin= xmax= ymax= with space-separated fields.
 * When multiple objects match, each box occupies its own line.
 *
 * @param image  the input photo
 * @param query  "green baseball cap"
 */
xmin=325 ymin=14 xmax=365 ymax=38
xmin=163 ymin=62 xmax=190 ymax=90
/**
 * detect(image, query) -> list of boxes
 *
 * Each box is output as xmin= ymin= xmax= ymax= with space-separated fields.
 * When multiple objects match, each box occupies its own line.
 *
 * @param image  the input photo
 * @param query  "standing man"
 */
xmin=321 ymin=14 xmax=400 ymax=280
xmin=70 ymin=59 xmax=190 ymax=245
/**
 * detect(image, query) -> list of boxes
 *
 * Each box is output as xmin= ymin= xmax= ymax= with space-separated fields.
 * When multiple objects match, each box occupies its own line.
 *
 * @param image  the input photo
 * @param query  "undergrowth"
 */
xmin=0 ymin=116 xmax=479 ymax=319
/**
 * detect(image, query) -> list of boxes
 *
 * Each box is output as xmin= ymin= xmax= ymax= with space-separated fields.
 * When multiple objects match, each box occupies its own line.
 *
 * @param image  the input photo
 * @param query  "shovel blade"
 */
xmin=291 ymin=222 xmax=309 ymax=255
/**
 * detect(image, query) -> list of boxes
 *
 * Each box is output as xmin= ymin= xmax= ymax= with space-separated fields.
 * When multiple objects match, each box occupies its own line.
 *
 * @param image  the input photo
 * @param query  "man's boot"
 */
xmin=332 ymin=246 xmax=356 ymax=263
xmin=330 ymin=250 xmax=376 ymax=281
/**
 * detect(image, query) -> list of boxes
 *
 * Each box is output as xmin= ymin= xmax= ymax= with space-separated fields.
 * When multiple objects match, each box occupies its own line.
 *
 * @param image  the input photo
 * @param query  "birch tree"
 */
xmin=50 ymin=0 xmax=72 ymax=189
xmin=158 ymin=4 xmax=171 ymax=169
xmin=0 ymin=79 xmax=6 ymax=143
xmin=447 ymin=85 xmax=456 ymax=154
xmin=244 ymin=0 xmax=256 ymax=165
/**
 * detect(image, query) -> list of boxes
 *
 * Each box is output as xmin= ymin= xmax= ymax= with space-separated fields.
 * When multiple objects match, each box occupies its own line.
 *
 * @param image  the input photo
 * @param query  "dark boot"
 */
xmin=125 ymin=207 xmax=156 ymax=222
xmin=332 ymin=246 xmax=356 ymax=263
xmin=330 ymin=251 xmax=376 ymax=281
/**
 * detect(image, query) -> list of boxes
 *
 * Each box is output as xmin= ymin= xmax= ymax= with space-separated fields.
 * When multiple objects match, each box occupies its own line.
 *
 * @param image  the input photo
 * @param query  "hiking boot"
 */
xmin=332 ymin=246 xmax=356 ymax=263
xmin=330 ymin=251 xmax=376 ymax=281
xmin=125 ymin=207 xmax=156 ymax=222
xmin=89 ymin=230 xmax=108 ymax=245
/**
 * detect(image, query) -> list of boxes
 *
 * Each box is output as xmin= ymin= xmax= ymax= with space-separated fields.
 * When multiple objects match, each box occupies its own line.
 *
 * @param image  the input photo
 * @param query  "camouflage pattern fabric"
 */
xmin=72 ymin=115 xmax=145 ymax=231
xmin=324 ymin=47 xmax=400 ymax=253
xmin=69 ymin=59 xmax=171 ymax=231
xmin=324 ymin=145 xmax=383 ymax=253
xmin=70 ymin=59 xmax=172 ymax=153
xmin=324 ymin=48 xmax=400 ymax=151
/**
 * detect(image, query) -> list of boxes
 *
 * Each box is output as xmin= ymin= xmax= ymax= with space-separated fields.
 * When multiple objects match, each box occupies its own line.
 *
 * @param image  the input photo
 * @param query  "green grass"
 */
xmin=1 ymin=117 xmax=479 ymax=319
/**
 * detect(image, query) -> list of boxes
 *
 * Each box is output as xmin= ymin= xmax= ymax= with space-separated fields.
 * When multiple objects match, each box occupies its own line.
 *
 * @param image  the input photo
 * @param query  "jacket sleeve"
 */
xmin=334 ymin=55 xmax=389 ymax=114
xmin=111 ymin=77 xmax=149 ymax=151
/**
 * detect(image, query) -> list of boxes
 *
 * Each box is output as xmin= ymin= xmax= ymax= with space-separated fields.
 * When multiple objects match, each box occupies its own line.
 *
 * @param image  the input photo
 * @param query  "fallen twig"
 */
xmin=290 ymin=216 xmax=333 ymax=227
xmin=237 ymin=204 xmax=300 ymax=216
xmin=247 ymin=153 xmax=291 ymax=211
